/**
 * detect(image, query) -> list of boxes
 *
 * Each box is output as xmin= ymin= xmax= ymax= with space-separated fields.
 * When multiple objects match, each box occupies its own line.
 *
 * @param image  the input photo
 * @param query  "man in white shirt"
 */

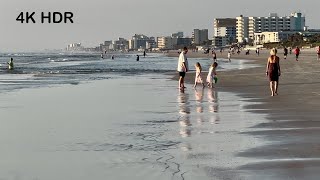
xmin=177 ymin=47 xmax=189 ymax=89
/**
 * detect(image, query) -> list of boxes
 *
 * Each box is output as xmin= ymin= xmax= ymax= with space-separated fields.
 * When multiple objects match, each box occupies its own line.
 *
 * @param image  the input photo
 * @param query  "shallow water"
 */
xmin=0 ymin=52 xmax=270 ymax=179
xmin=0 ymin=52 xmax=259 ymax=93
xmin=0 ymin=73 xmax=269 ymax=180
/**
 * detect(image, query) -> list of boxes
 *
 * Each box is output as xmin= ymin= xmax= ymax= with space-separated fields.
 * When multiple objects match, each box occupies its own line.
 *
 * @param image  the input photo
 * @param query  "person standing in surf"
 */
xmin=177 ymin=47 xmax=189 ymax=90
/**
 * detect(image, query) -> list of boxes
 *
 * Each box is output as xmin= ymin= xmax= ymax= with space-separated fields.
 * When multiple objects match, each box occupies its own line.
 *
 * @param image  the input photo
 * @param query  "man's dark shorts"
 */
xmin=179 ymin=72 xmax=186 ymax=78
xmin=296 ymin=54 xmax=299 ymax=59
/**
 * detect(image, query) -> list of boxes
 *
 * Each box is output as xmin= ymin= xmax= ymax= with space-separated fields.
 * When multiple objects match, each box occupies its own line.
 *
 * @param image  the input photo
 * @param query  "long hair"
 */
xmin=212 ymin=62 xmax=218 ymax=68
xmin=195 ymin=62 xmax=202 ymax=71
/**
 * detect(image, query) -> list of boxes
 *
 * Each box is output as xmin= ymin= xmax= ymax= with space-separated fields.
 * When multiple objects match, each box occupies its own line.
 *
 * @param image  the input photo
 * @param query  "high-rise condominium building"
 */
xmin=236 ymin=12 xmax=306 ymax=43
xmin=213 ymin=18 xmax=237 ymax=44
xmin=192 ymin=29 xmax=208 ymax=45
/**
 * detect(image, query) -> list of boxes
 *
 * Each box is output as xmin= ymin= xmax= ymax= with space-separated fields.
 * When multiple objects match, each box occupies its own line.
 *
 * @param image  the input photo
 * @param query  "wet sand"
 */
xmin=0 ymin=73 xmax=268 ymax=180
xmin=171 ymin=49 xmax=320 ymax=179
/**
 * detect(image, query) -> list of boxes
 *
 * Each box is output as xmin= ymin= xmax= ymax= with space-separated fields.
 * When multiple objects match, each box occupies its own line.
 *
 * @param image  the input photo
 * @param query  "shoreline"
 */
xmin=170 ymin=49 xmax=320 ymax=176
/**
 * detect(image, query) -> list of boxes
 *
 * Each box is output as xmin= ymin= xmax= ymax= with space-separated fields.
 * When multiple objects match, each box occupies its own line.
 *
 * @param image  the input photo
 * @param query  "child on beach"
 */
xmin=194 ymin=62 xmax=205 ymax=88
xmin=227 ymin=51 xmax=231 ymax=62
xmin=206 ymin=62 xmax=218 ymax=88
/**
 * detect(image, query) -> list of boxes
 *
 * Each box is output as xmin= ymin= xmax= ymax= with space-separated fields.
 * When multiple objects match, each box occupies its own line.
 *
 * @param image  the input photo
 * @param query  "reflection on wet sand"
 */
xmin=207 ymin=88 xmax=219 ymax=113
xmin=178 ymin=90 xmax=192 ymax=138
xmin=195 ymin=88 xmax=204 ymax=113
xmin=207 ymin=88 xmax=220 ymax=124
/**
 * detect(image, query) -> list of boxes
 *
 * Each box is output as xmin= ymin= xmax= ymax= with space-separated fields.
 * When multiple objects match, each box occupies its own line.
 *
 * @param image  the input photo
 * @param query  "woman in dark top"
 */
xmin=266 ymin=48 xmax=281 ymax=96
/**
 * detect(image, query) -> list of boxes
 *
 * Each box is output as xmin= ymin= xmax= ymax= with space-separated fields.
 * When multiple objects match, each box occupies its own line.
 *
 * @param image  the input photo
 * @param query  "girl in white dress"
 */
xmin=194 ymin=62 xmax=205 ymax=88
xmin=206 ymin=62 xmax=218 ymax=88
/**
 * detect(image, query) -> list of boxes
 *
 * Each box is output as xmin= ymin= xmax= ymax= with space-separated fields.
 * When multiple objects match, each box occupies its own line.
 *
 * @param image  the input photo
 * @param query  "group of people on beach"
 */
xmin=177 ymin=47 xmax=218 ymax=91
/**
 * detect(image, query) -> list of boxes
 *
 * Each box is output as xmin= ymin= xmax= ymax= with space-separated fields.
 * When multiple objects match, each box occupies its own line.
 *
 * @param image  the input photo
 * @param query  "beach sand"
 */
xmin=170 ymin=49 xmax=320 ymax=179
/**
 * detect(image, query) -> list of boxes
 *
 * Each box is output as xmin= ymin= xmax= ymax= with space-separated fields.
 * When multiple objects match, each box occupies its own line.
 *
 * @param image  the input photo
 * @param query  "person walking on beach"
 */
xmin=283 ymin=47 xmax=288 ymax=60
xmin=7 ymin=58 xmax=14 ymax=70
xmin=212 ymin=50 xmax=217 ymax=62
xmin=177 ymin=47 xmax=189 ymax=90
xmin=316 ymin=46 xmax=320 ymax=60
xmin=294 ymin=46 xmax=300 ymax=61
xmin=227 ymin=51 xmax=231 ymax=62
xmin=136 ymin=55 xmax=140 ymax=61
xmin=206 ymin=62 xmax=218 ymax=88
xmin=266 ymin=48 xmax=281 ymax=96
xmin=194 ymin=62 xmax=205 ymax=88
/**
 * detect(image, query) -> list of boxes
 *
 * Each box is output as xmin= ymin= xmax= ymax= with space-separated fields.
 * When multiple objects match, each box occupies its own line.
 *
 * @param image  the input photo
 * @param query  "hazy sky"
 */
xmin=0 ymin=0 xmax=318 ymax=52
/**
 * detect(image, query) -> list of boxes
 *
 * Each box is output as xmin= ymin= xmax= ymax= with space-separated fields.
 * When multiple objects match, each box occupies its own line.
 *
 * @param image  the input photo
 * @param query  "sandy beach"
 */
xmin=170 ymin=48 xmax=320 ymax=179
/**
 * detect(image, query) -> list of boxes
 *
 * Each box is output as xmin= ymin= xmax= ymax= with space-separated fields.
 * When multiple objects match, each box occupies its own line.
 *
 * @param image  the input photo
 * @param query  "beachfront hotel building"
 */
xmin=157 ymin=35 xmax=192 ymax=50
xmin=212 ymin=36 xmax=228 ymax=47
xmin=66 ymin=43 xmax=84 ymax=51
xmin=157 ymin=36 xmax=174 ymax=50
xmin=192 ymin=29 xmax=209 ymax=45
xmin=213 ymin=18 xmax=237 ymax=45
xmin=236 ymin=12 xmax=306 ymax=43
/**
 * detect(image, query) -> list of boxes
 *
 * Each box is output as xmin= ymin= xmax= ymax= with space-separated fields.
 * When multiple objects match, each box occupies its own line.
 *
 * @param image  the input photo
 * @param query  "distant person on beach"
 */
xmin=220 ymin=48 xmax=223 ymax=55
xmin=283 ymin=47 xmax=288 ymax=60
xmin=227 ymin=51 xmax=231 ymax=62
xmin=7 ymin=58 xmax=14 ymax=70
xmin=194 ymin=62 xmax=205 ymax=88
xmin=317 ymin=46 xmax=320 ymax=60
xmin=177 ymin=47 xmax=189 ymax=90
xmin=143 ymin=50 xmax=146 ymax=57
xmin=212 ymin=50 xmax=217 ymax=62
xmin=206 ymin=62 xmax=218 ymax=88
xmin=111 ymin=55 xmax=114 ymax=60
xmin=294 ymin=46 xmax=300 ymax=61
xmin=289 ymin=47 xmax=292 ymax=54
xmin=266 ymin=48 xmax=281 ymax=96
xmin=101 ymin=53 xmax=104 ymax=59
xmin=136 ymin=55 xmax=140 ymax=61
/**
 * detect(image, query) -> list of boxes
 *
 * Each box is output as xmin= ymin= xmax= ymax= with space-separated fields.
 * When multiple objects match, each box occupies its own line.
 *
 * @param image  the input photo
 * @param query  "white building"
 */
xmin=237 ymin=12 xmax=306 ymax=43
xmin=157 ymin=37 xmax=174 ymax=50
xmin=66 ymin=43 xmax=83 ymax=51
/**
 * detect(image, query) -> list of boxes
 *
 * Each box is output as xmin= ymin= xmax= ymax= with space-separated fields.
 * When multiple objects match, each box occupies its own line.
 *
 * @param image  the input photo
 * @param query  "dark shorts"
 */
xmin=179 ymin=72 xmax=186 ymax=78
xmin=296 ymin=54 xmax=299 ymax=58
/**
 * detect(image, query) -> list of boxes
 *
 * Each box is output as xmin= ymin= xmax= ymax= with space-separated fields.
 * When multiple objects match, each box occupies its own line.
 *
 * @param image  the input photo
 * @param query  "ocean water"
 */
xmin=0 ymin=52 xmax=259 ymax=93
xmin=0 ymin=52 xmax=269 ymax=180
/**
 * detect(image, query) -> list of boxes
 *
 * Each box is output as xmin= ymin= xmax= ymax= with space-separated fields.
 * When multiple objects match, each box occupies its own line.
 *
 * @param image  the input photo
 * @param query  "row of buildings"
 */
xmin=212 ymin=12 xmax=320 ymax=46
xmin=67 ymin=11 xmax=318 ymax=52
xmin=66 ymin=29 xmax=210 ymax=52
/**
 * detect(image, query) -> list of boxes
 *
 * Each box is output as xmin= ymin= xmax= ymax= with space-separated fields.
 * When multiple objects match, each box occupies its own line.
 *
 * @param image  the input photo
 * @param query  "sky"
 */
xmin=0 ymin=0 xmax=318 ymax=52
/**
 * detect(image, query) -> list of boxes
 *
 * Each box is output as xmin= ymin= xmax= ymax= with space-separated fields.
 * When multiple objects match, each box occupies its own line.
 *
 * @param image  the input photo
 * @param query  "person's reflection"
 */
xmin=207 ymin=88 xmax=219 ymax=113
xmin=178 ymin=90 xmax=190 ymax=115
xmin=179 ymin=115 xmax=191 ymax=137
xmin=207 ymin=88 xmax=220 ymax=124
xmin=194 ymin=88 xmax=204 ymax=113
xmin=178 ymin=90 xmax=191 ymax=137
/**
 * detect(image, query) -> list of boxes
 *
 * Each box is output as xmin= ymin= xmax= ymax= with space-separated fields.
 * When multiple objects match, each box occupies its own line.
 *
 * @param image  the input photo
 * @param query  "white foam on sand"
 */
xmin=0 ymin=74 xmax=269 ymax=180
